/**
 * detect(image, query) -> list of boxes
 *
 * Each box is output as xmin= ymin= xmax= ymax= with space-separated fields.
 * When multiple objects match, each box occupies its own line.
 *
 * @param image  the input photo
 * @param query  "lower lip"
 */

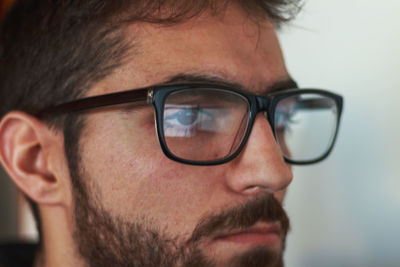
xmin=217 ymin=232 xmax=281 ymax=246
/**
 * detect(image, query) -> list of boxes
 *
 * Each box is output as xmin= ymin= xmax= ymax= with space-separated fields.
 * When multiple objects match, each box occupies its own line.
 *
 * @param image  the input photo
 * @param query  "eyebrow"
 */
xmin=158 ymin=73 xmax=298 ymax=95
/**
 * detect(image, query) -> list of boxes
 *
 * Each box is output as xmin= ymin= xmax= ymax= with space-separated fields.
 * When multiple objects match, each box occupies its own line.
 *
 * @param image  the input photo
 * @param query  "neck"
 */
xmin=36 ymin=206 xmax=86 ymax=267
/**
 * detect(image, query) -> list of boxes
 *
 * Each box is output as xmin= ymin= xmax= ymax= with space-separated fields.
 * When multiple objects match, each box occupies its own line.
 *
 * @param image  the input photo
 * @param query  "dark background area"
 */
xmin=0 ymin=168 xmax=18 ymax=240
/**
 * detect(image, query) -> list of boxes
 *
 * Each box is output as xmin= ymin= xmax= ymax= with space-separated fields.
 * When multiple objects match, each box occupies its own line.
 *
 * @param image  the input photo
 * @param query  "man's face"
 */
xmin=71 ymin=5 xmax=293 ymax=267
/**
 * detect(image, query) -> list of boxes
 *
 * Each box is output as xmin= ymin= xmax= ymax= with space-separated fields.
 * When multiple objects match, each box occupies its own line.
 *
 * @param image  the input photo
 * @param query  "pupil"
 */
xmin=177 ymin=109 xmax=198 ymax=125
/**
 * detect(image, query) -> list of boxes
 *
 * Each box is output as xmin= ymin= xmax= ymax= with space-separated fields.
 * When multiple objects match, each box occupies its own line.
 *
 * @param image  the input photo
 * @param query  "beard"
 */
xmin=71 ymin=177 xmax=290 ymax=267
xmin=65 ymin=119 xmax=290 ymax=267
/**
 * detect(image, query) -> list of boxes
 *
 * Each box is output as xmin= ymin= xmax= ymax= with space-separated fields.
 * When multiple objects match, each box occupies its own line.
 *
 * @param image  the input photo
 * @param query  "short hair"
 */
xmin=0 ymin=0 xmax=301 ymax=242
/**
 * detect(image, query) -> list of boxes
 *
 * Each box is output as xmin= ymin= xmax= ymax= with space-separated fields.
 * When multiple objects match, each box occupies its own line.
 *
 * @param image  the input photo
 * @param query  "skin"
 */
xmin=0 ymin=4 xmax=293 ymax=267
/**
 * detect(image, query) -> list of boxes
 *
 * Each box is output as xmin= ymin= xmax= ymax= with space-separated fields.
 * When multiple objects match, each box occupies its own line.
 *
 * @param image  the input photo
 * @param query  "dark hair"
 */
xmin=0 ymin=0 xmax=301 ymax=243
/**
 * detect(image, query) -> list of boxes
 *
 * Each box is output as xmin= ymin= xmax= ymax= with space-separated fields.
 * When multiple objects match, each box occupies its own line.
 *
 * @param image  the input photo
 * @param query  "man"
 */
xmin=0 ymin=0 xmax=343 ymax=266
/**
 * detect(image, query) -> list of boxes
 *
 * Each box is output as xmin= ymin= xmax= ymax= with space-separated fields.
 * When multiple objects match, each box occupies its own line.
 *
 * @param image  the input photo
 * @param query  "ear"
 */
xmin=0 ymin=111 xmax=67 ymax=206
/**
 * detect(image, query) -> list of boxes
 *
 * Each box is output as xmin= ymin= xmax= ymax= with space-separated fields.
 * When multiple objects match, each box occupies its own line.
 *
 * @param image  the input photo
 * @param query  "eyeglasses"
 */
xmin=37 ymin=83 xmax=343 ymax=166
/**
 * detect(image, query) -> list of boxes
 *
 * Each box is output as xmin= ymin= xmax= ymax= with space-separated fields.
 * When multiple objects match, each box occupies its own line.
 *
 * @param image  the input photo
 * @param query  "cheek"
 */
xmin=78 ymin=110 xmax=162 ymax=208
xmin=79 ymin=111 xmax=224 ymax=233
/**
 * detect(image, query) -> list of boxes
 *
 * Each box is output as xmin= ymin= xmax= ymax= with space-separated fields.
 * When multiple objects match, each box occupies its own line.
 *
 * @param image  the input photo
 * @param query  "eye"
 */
xmin=163 ymin=105 xmax=215 ymax=137
xmin=174 ymin=109 xmax=199 ymax=126
xmin=164 ymin=106 xmax=205 ymax=128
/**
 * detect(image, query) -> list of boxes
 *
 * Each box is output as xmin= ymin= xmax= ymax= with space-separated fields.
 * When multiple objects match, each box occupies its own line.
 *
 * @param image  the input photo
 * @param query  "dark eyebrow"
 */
xmin=158 ymin=73 xmax=298 ymax=95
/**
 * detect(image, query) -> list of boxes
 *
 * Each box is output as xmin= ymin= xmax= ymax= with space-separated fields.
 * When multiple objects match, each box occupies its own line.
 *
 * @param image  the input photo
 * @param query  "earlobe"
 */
xmin=0 ymin=111 xmax=63 ymax=205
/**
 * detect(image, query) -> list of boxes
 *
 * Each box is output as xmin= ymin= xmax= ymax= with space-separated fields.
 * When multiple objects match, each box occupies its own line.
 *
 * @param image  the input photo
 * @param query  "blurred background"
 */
xmin=279 ymin=1 xmax=400 ymax=267
xmin=1 ymin=0 xmax=400 ymax=266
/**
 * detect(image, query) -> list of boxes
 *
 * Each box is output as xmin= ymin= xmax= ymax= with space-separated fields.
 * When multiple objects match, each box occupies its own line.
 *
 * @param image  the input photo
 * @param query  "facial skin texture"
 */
xmin=0 ymin=3 xmax=294 ymax=267
xmin=68 ymin=5 xmax=294 ymax=266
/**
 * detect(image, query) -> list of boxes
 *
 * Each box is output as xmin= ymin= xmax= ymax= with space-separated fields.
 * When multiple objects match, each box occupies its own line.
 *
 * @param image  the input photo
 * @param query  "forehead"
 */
xmin=91 ymin=5 xmax=288 ymax=96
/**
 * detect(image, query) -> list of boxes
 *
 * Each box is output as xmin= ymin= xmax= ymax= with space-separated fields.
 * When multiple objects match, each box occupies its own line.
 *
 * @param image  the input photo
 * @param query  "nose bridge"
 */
xmin=225 ymin=109 xmax=293 ymax=195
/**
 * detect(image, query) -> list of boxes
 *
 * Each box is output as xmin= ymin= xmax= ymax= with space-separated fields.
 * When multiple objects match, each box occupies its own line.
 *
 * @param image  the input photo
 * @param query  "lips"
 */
xmin=214 ymin=222 xmax=282 ymax=246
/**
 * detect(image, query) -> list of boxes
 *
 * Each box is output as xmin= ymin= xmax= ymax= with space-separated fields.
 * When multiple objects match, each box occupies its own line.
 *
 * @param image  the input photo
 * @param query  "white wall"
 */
xmin=279 ymin=1 xmax=400 ymax=266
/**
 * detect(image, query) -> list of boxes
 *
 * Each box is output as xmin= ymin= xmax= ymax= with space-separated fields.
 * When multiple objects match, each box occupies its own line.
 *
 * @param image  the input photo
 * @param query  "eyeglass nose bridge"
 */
xmin=242 ymin=95 xmax=275 ymax=146
xmin=255 ymin=95 xmax=271 ymax=111
xmin=254 ymin=95 xmax=273 ymax=120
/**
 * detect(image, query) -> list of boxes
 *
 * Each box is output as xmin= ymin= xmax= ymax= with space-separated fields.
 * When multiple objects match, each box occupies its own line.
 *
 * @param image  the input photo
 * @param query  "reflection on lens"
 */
xmin=275 ymin=93 xmax=338 ymax=162
xmin=164 ymin=105 xmax=232 ymax=137
xmin=163 ymin=88 xmax=250 ymax=162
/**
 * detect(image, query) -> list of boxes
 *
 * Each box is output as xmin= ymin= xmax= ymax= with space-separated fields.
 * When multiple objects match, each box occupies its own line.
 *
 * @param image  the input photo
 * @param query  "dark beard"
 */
xmin=230 ymin=247 xmax=284 ymax=267
xmin=63 ymin=109 xmax=290 ymax=267
xmin=72 ymin=178 xmax=290 ymax=267
xmin=73 ymin=191 xmax=214 ymax=267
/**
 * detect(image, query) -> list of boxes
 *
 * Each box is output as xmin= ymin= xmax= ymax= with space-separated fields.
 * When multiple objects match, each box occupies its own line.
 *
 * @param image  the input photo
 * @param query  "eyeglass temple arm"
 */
xmin=36 ymin=88 xmax=150 ymax=117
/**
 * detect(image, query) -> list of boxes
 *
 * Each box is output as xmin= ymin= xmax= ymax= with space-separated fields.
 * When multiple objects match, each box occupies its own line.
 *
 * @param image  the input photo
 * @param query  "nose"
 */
xmin=225 ymin=113 xmax=293 ymax=195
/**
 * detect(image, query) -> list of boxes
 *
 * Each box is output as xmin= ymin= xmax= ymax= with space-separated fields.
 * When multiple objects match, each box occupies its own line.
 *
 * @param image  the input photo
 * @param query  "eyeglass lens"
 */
xmin=163 ymin=88 xmax=250 ymax=162
xmin=274 ymin=94 xmax=338 ymax=162
xmin=162 ymin=88 xmax=339 ymax=163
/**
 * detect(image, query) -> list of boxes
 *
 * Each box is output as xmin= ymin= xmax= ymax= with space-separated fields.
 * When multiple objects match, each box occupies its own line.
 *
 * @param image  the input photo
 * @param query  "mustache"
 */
xmin=187 ymin=193 xmax=290 ymax=245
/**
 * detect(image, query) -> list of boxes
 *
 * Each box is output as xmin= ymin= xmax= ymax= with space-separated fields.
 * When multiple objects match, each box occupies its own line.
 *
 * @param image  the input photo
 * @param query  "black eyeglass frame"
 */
xmin=37 ymin=83 xmax=343 ymax=166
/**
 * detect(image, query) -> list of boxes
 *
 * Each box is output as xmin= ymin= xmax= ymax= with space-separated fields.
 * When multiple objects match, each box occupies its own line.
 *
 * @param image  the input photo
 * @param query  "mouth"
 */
xmin=213 ymin=222 xmax=282 ymax=246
